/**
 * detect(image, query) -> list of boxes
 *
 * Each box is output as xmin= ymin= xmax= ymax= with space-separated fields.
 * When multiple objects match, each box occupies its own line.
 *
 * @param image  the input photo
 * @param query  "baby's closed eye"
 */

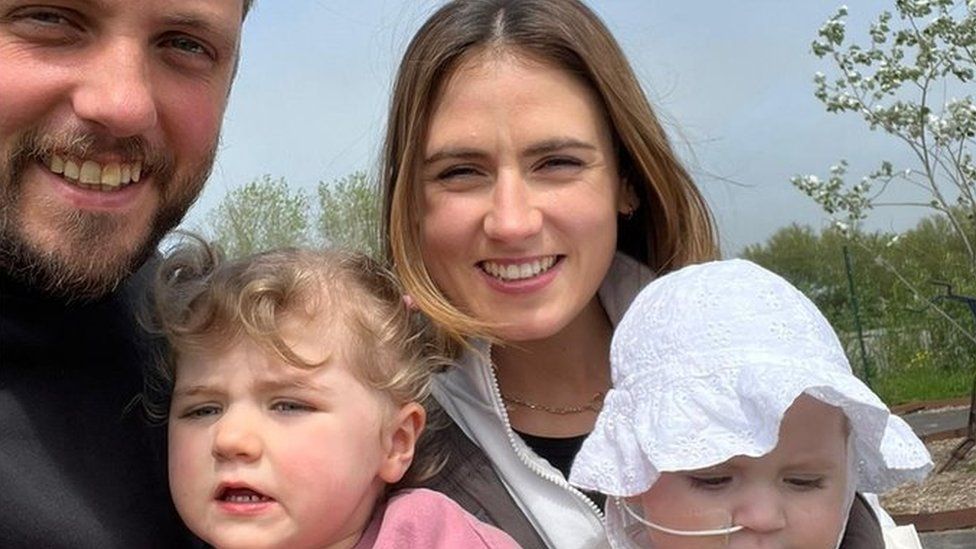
xmin=686 ymin=475 xmax=733 ymax=490
xmin=783 ymin=475 xmax=826 ymax=490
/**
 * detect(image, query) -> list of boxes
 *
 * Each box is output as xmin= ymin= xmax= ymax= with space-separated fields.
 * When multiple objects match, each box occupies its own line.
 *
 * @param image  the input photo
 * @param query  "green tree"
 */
xmin=208 ymin=175 xmax=311 ymax=258
xmin=316 ymin=171 xmax=381 ymax=258
xmin=742 ymin=209 xmax=975 ymax=402
xmin=792 ymin=0 xmax=976 ymax=274
xmin=742 ymin=224 xmax=889 ymax=334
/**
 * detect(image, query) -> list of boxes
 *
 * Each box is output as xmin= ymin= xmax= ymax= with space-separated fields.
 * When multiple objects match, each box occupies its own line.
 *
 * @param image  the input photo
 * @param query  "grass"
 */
xmin=870 ymin=366 xmax=974 ymax=406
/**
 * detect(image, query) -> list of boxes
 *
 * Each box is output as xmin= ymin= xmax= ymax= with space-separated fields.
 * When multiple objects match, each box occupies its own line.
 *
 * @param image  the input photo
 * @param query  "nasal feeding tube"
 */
xmin=616 ymin=497 xmax=745 ymax=537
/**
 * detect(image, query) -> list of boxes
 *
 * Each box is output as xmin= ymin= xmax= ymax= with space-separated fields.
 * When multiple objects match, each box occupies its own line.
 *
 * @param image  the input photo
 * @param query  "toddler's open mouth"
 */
xmin=216 ymin=486 xmax=273 ymax=503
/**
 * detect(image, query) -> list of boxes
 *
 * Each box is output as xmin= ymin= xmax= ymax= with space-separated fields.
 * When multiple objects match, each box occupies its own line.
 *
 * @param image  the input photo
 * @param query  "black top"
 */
xmin=514 ymin=429 xmax=587 ymax=480
xmin=515 ymin=429 xmax=607 ymax=509
xmin=0 ymin=262 xmax=191 ymax=548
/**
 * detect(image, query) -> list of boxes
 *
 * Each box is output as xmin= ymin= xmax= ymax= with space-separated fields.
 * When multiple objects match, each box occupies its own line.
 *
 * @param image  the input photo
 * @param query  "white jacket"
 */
xmin=431 ymin=254 xmax=652 ymax=549
xmin=431 ymin=254 xmax=903 ymax=548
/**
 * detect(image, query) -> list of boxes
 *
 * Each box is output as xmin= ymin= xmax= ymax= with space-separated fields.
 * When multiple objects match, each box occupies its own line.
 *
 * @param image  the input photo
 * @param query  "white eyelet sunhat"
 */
xmin=569 ymin=259 xmax=932 ymax=545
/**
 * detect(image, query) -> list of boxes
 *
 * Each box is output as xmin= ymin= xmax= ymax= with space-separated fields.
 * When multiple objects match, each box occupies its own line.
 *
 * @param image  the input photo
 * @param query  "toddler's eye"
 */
xmin=180 ymin=404 xmax=221 ymax=419
xmin=270 ymin=400 xmax=314 ymax=414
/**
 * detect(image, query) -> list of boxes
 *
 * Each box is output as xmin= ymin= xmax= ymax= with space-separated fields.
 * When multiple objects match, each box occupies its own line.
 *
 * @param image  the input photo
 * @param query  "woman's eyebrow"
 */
xmin=424 ymin=147 xmax=486 ymax=165
xmin=523 ymin=138 xmax=597 ymax=156
xmin=424 ymin=138 xmax=598 ymax=165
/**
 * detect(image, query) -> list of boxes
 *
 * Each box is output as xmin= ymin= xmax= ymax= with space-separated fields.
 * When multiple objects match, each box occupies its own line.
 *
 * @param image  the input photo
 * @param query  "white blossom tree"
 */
xmin=792 ymin=0 xmax=975 ymax=275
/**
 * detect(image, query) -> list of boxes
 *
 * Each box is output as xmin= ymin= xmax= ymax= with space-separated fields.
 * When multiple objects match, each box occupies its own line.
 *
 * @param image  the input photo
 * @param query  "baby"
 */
xmin=149 ymin=241 xmax=518 ymax=549
xmin=570 ymin=259 xmax=932 ymax=548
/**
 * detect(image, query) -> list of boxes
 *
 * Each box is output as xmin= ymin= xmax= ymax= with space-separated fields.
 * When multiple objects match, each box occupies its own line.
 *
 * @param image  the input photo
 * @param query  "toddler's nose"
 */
xmin=211 ymin=412 xmax=263 ymax=462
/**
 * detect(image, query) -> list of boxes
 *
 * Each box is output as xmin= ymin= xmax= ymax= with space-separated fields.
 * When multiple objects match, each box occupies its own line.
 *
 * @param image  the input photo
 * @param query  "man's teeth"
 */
xmin=45 ymin=154 xmax=142 ymax=190
xmin=482 ymin=256 xmax=558 ymax=281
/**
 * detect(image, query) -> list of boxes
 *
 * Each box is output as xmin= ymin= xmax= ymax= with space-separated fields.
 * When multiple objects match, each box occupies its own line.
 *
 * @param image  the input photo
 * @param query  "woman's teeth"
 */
xmin=482 ymin=256 xmax=558 ymax=281
xmin=45 ymin=154 xmax=142 ymax=191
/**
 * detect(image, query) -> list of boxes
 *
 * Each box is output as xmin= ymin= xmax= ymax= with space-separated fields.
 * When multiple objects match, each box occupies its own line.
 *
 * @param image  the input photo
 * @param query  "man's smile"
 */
xmin=44 ymin=154 xmax=143 ymax=192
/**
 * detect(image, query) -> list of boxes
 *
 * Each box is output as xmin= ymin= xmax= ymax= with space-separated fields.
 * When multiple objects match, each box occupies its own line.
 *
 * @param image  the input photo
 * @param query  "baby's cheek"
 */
xmin=790 ymin=491 xmax=850 ymax=547
xmin=639 ymin=473 xmax=700 ymax=510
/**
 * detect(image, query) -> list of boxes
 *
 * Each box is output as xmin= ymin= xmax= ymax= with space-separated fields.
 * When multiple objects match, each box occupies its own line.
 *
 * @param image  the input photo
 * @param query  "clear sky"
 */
xmin=186 ymin=0 xmax=931 ymax=254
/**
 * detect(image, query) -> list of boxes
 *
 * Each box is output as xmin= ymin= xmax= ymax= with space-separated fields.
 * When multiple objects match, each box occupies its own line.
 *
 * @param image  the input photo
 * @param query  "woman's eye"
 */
xmin=785 ymin=476 xmax=825 ymax=490
xmin=437 ymin=165 xmax=481 ymax=180
xmin=270 ymin=400 xmax=314 ymax=414
xmin=688 ymin=476 xmax=732 ymax=490
xmin=538 ymin=156 xmax=584 ymax=171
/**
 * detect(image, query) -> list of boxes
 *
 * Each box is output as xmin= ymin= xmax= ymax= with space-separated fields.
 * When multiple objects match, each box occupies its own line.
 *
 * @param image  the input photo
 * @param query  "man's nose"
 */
xmin=71 ymin=41 xmax=158 ymax=138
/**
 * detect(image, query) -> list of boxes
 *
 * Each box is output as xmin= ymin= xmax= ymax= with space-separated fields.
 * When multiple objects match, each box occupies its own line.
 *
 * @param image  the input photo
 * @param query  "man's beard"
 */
xmin=0 ymin=129 xmax=215 ymax=302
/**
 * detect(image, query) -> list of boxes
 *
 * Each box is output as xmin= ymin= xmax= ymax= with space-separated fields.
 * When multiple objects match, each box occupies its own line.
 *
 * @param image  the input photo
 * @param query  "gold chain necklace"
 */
xmin=491 ymin=344 xmax=609 ymax=415
xmin=500 ymin=391 xmax=606 ymax=415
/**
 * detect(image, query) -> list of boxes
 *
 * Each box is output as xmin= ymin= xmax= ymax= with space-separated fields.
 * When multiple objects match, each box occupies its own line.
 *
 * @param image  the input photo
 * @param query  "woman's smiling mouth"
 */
xmin=479 ymin=256 xmax=560 ymax=281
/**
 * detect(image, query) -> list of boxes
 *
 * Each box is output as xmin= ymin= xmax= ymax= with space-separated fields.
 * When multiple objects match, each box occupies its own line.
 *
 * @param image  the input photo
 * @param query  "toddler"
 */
xmin=150 ymin=241 xmax=518 ymax=549
xmin=570 ymin=259 xmax=932 ymax=548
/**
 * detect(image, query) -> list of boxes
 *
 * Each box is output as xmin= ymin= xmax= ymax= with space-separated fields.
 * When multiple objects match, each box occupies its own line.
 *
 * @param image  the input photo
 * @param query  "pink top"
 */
xmin=354 ymin=488 xmax=521 ymax=548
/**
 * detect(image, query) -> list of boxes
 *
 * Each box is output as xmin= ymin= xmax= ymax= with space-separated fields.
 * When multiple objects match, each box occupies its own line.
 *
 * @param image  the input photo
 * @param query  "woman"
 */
xmin=381 ymin=1 xmax=886 ymax=547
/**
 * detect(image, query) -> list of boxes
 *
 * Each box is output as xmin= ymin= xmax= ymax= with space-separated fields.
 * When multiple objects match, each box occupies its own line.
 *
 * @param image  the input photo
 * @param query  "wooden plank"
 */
xmin=892 ymin=508 xmax=976 ymax=532
xmin=920 ymin=427 xmax=969 ymax=443
xmin=891 ymin=397 xmax=970 ymax=416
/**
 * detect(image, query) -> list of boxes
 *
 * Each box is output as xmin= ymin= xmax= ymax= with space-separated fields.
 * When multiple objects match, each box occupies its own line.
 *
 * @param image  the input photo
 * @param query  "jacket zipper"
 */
xmin=486 ymin=344 xmax=606 ymax=523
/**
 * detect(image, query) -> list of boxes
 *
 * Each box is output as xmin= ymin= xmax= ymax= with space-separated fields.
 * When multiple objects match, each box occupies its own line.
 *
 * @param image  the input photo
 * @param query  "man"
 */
xmin=1 ymin=1 xmax=252 ymax=546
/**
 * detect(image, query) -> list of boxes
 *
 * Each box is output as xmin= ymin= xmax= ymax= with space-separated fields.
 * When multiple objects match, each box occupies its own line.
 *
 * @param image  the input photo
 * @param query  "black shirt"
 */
xmin=0 ymin=262 xmax=191 ymax=548
xmin=514 ymin=429 xmax=607 ymax=509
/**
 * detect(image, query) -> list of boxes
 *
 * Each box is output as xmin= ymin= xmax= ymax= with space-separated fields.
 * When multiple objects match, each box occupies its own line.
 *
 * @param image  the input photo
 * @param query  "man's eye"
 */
xmin=23 ymin=10 xmax=70 ymax=25
xmin=160 ymin=34 xmax=213 ymax=59
xmin=8 ymin=8 xmax=82 ymax=41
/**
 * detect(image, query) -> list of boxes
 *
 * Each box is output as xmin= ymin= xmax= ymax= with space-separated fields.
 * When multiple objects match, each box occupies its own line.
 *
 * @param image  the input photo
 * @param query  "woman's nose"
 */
xmin=483 ymin=171 xmax=543 ymax=243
